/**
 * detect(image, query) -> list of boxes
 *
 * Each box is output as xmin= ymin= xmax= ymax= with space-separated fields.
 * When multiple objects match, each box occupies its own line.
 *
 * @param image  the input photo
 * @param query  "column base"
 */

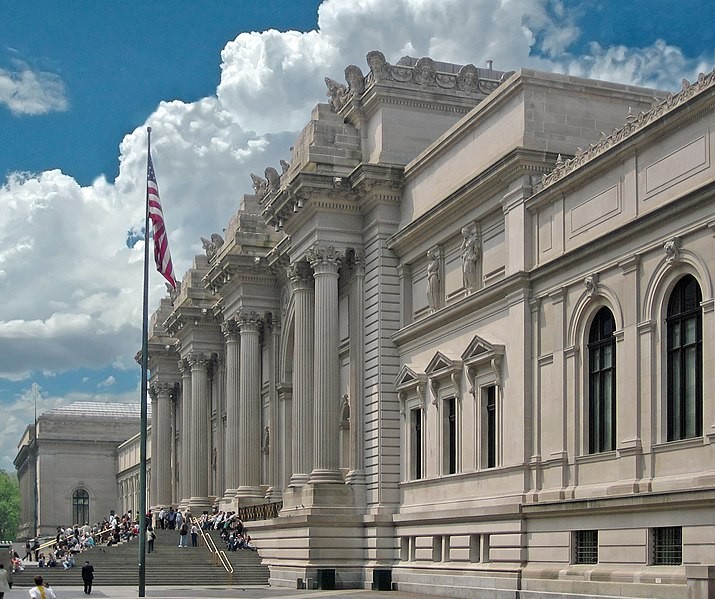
xmin=308 ymin=468 xmax=344 ymax=484
xmin=235 ymin=486 xmax=264 ymax=504
xmin=186 ymin=497 xmax=212 ymax=514
xmin=289 ymin=473 xmax=310 ymax=487
xmin=302 ymin=481 xmax=352 ymax=509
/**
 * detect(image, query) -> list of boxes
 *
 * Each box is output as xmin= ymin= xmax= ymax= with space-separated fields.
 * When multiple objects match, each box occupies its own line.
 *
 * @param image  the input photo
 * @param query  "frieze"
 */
xmin=540 ymin=67 xmax=715 ymax=190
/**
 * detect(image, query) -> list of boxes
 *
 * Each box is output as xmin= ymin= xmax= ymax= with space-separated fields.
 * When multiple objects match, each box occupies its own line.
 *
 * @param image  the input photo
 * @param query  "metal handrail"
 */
xmin=192 ymin=517 xmax=233 ymax=585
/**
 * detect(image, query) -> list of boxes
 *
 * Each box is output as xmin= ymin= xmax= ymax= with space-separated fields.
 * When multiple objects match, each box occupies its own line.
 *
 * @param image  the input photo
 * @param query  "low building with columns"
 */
xmin=146 ymin=51 xmax=715 ymax=598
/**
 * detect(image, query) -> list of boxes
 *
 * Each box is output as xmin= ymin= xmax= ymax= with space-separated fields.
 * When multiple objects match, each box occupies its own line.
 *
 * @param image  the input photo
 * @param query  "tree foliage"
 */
xmin=0 ymin=470 xmax=20 ymax=541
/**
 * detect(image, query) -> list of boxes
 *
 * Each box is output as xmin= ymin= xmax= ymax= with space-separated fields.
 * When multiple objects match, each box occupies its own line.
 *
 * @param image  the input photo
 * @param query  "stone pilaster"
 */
xmin=178 ymin=358 xmax=192 ymax=504
xmin=289 ymin=261 xmax=315 ymax=486
xmin=188 ymin=352 xmax=211 ymax=510
xmin=236 ymin=311 xmax=264 ymax=501
xmin=222 ymin=319 xmax=240 ymax=502
xmin=308 ymin=245 xmax=343 ymax=484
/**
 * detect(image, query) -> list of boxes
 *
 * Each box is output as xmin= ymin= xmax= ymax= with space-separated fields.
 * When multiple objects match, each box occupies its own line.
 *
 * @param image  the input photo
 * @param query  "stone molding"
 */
xmin=541 ymin=67 xmax=715 ymax=189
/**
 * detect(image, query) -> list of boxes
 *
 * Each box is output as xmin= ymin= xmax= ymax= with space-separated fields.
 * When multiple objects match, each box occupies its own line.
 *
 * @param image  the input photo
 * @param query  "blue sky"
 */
xmin=0 ymin=0 xmax=713 ymax=472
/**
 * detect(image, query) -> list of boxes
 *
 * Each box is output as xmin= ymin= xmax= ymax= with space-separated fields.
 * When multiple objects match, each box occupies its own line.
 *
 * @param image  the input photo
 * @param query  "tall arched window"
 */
xmin=588 ymin=307 xmax=616 ymax=453
xmin=666 ymin=275 xmax=702 ymax=441
xmin=72 ymin=488 xmax=90 ymax=525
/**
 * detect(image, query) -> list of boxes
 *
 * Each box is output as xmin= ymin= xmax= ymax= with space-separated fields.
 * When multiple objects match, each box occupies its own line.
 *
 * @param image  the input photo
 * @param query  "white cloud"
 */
xmin=98 ymin=376 xmax=116 ymax=389
xmin=0 ymin=63 xmax=68 ymax=116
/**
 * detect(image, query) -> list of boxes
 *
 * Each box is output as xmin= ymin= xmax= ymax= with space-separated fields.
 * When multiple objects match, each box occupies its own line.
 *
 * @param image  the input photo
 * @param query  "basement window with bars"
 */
xmin=573 ymin=530 xmax=598 ymax=564
xmin=652 ymin=526 xmax=682 ymax=565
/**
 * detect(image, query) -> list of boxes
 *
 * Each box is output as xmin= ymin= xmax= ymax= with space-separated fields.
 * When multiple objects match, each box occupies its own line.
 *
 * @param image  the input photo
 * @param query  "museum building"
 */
xmin=18 ymin=50 xmax=715 ymax=598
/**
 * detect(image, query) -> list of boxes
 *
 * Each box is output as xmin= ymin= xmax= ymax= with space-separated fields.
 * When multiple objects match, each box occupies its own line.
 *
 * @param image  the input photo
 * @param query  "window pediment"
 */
xmin=461 ymin=335 xmax=505 ymax=393
xmin=395 ymin=365 xmax=427 ymax=412
xmin=425 ymin=351 xmax=463 ymax=404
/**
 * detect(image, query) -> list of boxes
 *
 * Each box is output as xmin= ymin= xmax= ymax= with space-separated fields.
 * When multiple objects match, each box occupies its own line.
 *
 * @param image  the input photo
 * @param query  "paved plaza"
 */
xmin=5 ymin=586 xmax=430 ymax=599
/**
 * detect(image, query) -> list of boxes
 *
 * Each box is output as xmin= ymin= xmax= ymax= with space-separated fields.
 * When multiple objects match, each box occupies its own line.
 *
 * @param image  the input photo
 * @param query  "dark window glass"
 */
xmin=588 ymin=307 xmax=616 ymax=453
xmin=486 ymin=386 xmax=496 ymax=468
xmin=652 ymin=527 xmax=682 ymax=565
xmin=446 ymin=397 xmax=456 ymax=474
xmin=667 ymin=275 xmax=702 ymax=441
xmin=72 ymin=488 xmax=90 ymax=526
xmin=574 ymin=530 xmax=598 ymax=564
xmin=411 ymin=408 xmax=422 ymax=480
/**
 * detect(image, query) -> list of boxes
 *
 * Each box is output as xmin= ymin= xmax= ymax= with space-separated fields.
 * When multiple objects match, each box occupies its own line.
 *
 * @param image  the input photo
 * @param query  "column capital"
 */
xmin=288 ymin=260 xmax=313 ymax=289
xmin=178 ymin=357 xmax=191 ymax=374
xmin=238 ymin=310 xmax=262 ymax=333
xmin=187 ymin=352 xmax=210 ymax=369
xmin=344 ymin=247 xmax=365 ymax=279
xmin=149 ymin=381 xmax=174 ymax=398
xmin=307 ymin=244 xmax=341 ymax=274
xmin=221 ymin=318 xmax=240 ymax=341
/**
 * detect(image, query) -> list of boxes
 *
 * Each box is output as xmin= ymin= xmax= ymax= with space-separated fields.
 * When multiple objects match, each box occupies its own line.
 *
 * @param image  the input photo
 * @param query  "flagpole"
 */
xmin=138 ymin=127 xmax=151 ymax=597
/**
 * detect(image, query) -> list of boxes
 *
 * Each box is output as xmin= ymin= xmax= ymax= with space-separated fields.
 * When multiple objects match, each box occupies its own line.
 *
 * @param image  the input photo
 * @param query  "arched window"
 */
xmin=588 ymin=307 xmax=616 ymax=453
xmin=666 ymin=275 xmax=702 ymax=441
xmin=72 ymin=488 xmax=90 ymax=526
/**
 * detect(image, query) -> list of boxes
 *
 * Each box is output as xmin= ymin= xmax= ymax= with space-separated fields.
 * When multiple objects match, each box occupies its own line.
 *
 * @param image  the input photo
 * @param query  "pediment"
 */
xmin=394 ymin=365 xmax=426 ymax=391
xmin=461 ymin=335 xmax=504 ymax=365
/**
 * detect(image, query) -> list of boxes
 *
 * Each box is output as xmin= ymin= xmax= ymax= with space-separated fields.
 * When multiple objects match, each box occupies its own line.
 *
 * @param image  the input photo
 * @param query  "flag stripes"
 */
xmin=147 ymin=149 xmax=176 ymax=288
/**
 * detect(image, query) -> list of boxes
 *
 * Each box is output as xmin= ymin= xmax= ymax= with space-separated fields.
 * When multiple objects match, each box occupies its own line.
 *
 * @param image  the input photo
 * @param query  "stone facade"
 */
xmin=144 ymin=53 xmax=715 ymax=598
xmin=14 ymin=402 xmax=146 ymax=538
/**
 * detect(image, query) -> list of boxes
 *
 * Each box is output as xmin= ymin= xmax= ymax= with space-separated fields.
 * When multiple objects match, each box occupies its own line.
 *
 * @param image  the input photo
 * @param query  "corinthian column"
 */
xmin=289 ymin=261 xmax=314 ymax=486
xmin=308 ymin=245 xmax=343 ymax=484
xmin=178 ymin=359 xmax=192 ymax=504
xmin=151 ymin=382 xmax=174 ymax=508
xmin=149 ymin=385 xmax=159 ymax=508
xmin=222 ymin=319 xmax=240 ymax=502
xmin=236 ymin=311 xmax=263 ymax=501
xmin=189 ymin=353 xmax=210 ymax=509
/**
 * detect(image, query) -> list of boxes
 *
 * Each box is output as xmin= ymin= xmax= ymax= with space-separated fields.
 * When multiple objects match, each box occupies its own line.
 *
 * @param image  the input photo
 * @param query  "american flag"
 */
xmin=147 ymin=149 xmax=177 ymax=289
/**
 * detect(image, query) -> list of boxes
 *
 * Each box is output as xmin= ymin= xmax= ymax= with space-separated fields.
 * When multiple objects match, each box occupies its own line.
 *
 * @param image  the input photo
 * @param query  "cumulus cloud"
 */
xmin=98 ymin=376 xmax=116 ymax=389
xmin=0 ymin=0 xmax=709 ymax=451
xmin=0 ymin=63 xmax=68 ymax=116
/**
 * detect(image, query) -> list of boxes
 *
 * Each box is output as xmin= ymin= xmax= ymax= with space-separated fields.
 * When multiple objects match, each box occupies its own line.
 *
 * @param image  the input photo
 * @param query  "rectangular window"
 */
xmin=574 ymin=530 xmax=598 ymax=564
xmin=482 ymin=386 xmax=496 ymax=468
xmin=444 ymin=397 xmax=457 ymax=474
xmin=411 ymin=408 xmax=423 ymax=480
xmin=652 ymin=526 xmax=682 ymax=565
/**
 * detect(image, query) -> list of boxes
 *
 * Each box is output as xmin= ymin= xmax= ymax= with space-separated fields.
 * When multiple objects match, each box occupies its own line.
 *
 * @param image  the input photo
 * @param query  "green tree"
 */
xmin=0 ymin=469 xmax=20 ymax=540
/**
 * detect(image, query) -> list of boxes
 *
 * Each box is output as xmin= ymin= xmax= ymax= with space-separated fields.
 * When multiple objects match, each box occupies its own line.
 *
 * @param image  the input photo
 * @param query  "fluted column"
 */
xmin=149 ymin=385 xmax=159 ymax=507
xmin=189 ymin=352 xmax=210 ymax=508
xmin=178 ymin=358 xmax=192 ymax=504
xmin=266 ymin=315 xmax=282 ymax=502
xmin=222 ymin=319 xmax=240 ymax=501
xmin=151 ymin=382 xmax=173 ymax=507
xmin=236 ymin=311 xmax=263 ymax=500
xmin=308 ymin=245 xmax=343 ymax=484
xmin=346 ymin=252 xmax=367 ymax=489
xmin=289 ymin=261 xmax=315 ymax=486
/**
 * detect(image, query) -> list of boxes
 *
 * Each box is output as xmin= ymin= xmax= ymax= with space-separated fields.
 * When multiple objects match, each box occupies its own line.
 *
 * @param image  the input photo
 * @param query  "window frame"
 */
xmin=587 ymin=307 xmax=617 ymax=453
xmin=665 ymin=275 xmax=703 ymax=442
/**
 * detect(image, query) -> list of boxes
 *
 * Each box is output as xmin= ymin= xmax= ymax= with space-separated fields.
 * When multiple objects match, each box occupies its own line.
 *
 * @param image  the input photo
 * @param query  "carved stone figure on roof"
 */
xmin=345 ymin=64 xmax=365 ymax=96
xmin=265 ymin=166 xmax=280 ymax=191
xmin=366 ymin=50 xmax=389 ymax=82
xmin=250 ymin=173 xmax=268 ymax=199
xmin=201 ymin=233 xmax=224 ymax=261
xmin=413 ymin=57 xmax=436 ymax=86
xmin=325 ymin=76 xmax=349 ymax=112
xmin=280 ymin=159 xmax=290 ymax=174
xmin=166 ymin=280 xmax=181 ymax=302
xmin=456 ymin=64 xmax=479 ymax=92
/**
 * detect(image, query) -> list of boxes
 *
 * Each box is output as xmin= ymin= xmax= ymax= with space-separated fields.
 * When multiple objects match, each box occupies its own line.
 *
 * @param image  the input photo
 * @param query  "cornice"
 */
xmin=538 ymin=68 xmax=715 ymax=192
xmin=393 ymin=271 xmax=530 ymax=347
xmin=389 ymin=147 xmax=555 ymax=255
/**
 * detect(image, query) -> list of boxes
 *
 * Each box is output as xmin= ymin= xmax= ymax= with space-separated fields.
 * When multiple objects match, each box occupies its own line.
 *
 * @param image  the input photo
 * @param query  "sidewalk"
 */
xmin=6 ymin=586 xmax=430 ymax=599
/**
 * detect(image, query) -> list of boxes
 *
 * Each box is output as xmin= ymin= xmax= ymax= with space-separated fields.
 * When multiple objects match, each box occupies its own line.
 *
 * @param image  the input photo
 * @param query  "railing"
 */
xmin=236 ymin=501 xmax=283 ymax=522
xmin=192 ymin=517 xmax=233 ymax=585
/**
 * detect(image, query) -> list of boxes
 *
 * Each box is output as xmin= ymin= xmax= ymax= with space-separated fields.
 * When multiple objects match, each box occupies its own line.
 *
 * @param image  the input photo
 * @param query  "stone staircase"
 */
xmin=11 ymin=528 xmax=269 ymax=587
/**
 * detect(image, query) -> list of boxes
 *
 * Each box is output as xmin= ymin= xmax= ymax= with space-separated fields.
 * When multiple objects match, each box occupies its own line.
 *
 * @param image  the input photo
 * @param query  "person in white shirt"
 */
xmin=28 ymin=575 xmax=57 ymax=599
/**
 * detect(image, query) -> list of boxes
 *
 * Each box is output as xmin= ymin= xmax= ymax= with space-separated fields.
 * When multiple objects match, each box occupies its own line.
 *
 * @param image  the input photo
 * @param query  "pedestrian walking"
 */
xmin=178 ymin=522 xmax=188 ymax=548
xmin=190 ymin=522 xmax=199 ymax=547
xmin=29 ymin=575 xmax=57 ymax=599
xmin=147 ymin=528 xmax=156 ymax=553
xmin=81 ymin=560 xmax=94 ymax=595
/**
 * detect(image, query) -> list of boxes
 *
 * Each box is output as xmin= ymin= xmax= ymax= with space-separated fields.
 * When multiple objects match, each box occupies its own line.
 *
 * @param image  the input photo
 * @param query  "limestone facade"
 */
xmin=145 ymin=53 xmax=715 ymax=598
